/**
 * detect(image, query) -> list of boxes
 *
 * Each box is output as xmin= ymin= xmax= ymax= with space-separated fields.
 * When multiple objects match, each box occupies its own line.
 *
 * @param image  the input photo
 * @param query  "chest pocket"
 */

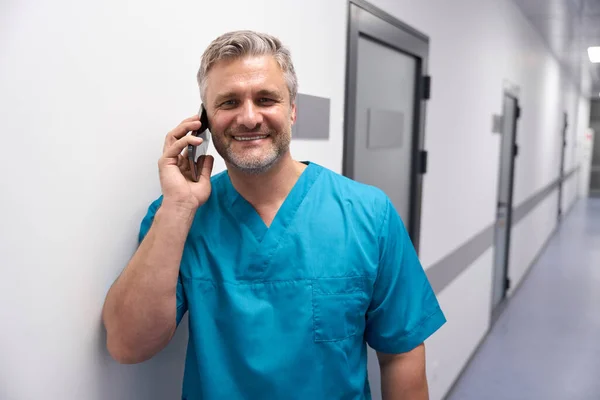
xmin=312 ymin=277 xmax=372 ymax=342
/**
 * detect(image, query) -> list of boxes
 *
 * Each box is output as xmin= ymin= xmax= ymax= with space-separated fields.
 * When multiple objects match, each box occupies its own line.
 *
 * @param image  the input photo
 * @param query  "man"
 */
xmin=102 ymin=30 xmax=446 ymax=399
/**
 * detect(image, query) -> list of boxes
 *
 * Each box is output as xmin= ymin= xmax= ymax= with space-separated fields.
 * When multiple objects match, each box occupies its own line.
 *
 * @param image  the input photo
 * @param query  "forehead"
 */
xmin=205 ymin=55 xmax=287 ymax=98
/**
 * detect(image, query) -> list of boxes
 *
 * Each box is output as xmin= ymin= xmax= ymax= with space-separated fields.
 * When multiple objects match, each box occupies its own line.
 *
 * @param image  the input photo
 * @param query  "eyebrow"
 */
xmin=256 ymin=89 xmax=283 ymax=100
xmin=213 ymin=91 xmax=238 ymax=105
xmin=213 ymin=89 xmax=284 ymax=105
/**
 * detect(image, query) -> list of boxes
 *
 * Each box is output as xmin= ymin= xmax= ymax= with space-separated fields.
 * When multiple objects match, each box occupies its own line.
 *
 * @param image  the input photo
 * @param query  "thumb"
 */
xmin=198 ymin=155 xmax=214 ymax=181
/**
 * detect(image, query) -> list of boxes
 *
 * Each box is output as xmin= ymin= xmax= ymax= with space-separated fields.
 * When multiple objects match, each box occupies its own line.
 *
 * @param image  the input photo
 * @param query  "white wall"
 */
xmin=579 ymin=127 xmax=595 ymax=198
xmin=365 ymin=0 xmax=590 ymax=398
xmin=0 ymin=1 xmax=347 ymax=399
xmin=424 ymin=249 xmax=494 ymax=400
xmin=0 ymin=0 xmax=592 ymax=399
xmin=508 ymin=193 xmax=559 ymax=293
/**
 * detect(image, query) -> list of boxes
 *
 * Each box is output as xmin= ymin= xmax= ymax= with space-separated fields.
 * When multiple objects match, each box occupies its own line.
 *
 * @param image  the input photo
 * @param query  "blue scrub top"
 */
xmin=138 ymin=161 xmax=445 ymax=400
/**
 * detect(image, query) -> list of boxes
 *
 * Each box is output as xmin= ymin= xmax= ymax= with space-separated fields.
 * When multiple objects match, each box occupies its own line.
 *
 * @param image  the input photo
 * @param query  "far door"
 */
xmin=558 ymin=112 xmax=568 ymax=220
xmin=590 ymin=113 xmax=600 ymax=197
xmin=343 ymin=0 xmax=429 ymax=251
xmin=491 ymin=93 xmax=520 ymax=317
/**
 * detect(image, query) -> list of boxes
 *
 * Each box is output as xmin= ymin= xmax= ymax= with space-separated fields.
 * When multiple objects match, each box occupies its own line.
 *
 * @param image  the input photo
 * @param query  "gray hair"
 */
xmin=197 ymin=30 xmax=298 ymax=104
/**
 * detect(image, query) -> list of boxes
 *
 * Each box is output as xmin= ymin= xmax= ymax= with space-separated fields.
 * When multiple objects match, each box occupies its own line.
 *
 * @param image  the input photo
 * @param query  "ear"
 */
xmin=290 ymin=101 xmax=297 ymax=125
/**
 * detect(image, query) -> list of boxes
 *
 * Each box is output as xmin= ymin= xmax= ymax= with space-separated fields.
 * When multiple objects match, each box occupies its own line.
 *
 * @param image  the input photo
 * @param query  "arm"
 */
xmin=102 ymin=203 xmax=194 ymax=364
xmin=378 ymin=344 xmax=429 ymax=400
xmin=364 ymin=197 xmax=445 ymax=398
xmin=102 ymin=114 xmax=213 ymax=364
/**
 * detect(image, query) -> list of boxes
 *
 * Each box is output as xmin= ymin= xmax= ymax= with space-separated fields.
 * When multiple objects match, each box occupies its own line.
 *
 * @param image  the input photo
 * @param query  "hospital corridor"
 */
xmin=2 ymin=0 xmax=600 ymax=399
xmin=447 ymin=198 xmax=600 ymax=400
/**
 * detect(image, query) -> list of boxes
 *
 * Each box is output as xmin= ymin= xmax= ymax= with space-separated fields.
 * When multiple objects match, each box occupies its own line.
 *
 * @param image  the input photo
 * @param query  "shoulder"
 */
xmin=311 ymin=162 xmax=392 ymax=219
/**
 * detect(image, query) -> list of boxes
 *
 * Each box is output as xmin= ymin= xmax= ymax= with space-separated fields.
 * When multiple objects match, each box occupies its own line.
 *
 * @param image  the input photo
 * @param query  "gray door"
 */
xmin=354 ymin=36 xmax=416 ymax=222
xmin=557 ymin=113 xmax=567 ymax=220
xmin=492 ymin=94 xmax=520 ymax=314
xmin=344 ymin=1 xmax=430 ymax=399
xmin=344 ymin=0 xmax=429 ymax=250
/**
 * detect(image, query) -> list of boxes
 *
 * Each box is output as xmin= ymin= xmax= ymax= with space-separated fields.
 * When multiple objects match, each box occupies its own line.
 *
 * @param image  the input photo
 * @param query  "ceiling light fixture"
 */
xmin=588 ymin=47 xmax=600 ymax=63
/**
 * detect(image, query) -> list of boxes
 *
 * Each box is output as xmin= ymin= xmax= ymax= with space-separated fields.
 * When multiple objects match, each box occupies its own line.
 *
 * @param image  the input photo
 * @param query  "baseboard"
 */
xmin=440 ymin=203 xmax=570 ymax=400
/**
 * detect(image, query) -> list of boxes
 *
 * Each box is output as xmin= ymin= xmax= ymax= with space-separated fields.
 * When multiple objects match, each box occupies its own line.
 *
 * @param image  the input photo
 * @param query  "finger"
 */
xmin=163 ymin=120 xmax=202 ymax=151
xmin=176 ymin=146 xmax=190 ymax=167
xmin=177 ymin=154 xmax=186 ymax=169
xmin=163 ymin=136 xmax=203 ymax=159
xmin=172 ymin=120 xmax=202 ymax=140
xmin=181 ymin=156 xmax=191 ymax=172
xmin=198 ymin=155 xmax=214 ymax=181
xmin=181 ymin=114 xmax=200 ymax=124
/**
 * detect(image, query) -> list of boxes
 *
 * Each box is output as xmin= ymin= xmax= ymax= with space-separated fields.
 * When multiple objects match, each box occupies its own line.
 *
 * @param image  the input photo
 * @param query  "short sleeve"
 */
xmin=365 ymin=198 xmax=446 ymax=354
xmin=138 ymin=196 xmax=188 ymax=326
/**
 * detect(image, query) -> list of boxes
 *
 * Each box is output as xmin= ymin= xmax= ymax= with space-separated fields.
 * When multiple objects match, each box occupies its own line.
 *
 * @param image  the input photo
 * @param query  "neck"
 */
xmin=227 ymin=153 xmax=307 ymax=208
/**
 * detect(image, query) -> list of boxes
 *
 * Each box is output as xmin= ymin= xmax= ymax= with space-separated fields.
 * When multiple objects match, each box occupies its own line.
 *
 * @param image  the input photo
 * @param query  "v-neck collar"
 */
xmin=223 ymin=161 xmax=322 ymax=279
xmin=224 ymin=162 xmax=319 ymax=242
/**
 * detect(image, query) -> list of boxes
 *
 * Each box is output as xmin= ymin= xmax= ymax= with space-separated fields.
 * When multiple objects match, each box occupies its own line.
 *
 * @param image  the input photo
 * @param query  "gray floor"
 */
xmin=446 ymin=198 xmax=600 ymax=400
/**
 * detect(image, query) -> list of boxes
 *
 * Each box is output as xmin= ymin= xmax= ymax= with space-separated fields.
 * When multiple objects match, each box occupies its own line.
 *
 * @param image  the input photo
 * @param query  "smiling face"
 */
xmin=204 ymin=55 xmax=296 ymax=174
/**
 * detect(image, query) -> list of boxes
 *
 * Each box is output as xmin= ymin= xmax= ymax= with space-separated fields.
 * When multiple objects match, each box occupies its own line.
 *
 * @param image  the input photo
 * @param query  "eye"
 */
xmin=220 ymin=100 xmax=238 ymax=108
xmin=258 ymin=98 xmax=276 ymax=105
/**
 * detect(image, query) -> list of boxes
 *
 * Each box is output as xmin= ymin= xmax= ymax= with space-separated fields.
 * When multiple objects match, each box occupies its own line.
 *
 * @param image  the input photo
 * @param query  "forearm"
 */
xmin=102 ymin=203 xmax=195 ymax=363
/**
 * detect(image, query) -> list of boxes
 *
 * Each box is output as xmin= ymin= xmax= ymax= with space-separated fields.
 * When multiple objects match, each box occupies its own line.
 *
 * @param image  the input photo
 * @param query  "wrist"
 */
xmin=157 ymin=201 xmax=197 ymax=223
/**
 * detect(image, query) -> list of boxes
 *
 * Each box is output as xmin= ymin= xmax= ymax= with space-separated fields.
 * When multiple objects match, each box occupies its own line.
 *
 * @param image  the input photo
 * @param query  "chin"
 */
xmin=229 ymin=153 xmax=281 ymax=175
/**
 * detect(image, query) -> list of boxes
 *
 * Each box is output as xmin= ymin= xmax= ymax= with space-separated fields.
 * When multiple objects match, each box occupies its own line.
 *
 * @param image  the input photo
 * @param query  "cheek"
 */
xmin=264 ymin=108 xmax=292 ymax=130
xmin=210 ymin=113 xmax=235 ymax=134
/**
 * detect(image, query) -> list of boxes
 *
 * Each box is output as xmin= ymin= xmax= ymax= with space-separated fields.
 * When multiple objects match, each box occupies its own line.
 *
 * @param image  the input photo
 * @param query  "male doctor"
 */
xmin=102 ymin=30 xmax=446 ymax=399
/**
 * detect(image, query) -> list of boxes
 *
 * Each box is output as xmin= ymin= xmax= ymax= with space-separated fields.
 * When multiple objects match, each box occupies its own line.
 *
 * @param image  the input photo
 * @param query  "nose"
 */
xmin=237 ymin=100 xmax=263 ymax=130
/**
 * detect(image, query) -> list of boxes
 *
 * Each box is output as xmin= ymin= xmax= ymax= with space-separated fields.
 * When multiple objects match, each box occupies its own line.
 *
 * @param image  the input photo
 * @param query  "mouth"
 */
xmin=232 ymin=134 xmax=269 ymax=142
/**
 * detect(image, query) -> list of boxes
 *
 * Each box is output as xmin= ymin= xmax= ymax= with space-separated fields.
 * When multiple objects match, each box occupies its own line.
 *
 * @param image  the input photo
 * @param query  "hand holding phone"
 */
xmin=188 ymin=104 xmax=211 ymax=182
xmin=158 ymin=110 xmax=214 ymax=211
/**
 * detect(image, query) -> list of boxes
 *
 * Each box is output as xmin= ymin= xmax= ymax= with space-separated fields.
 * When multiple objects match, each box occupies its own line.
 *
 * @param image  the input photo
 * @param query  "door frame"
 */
xmin=491 ymin=86 xmax=521 ymax=321
xmin=343 ymin=0 xmax=430 ymax=252
xmin=557 ymin=112 xmax=568 ymax=220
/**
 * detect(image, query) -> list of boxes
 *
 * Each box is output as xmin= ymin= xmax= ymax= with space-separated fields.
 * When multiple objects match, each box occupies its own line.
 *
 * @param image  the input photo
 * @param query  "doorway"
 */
xmin=343 ymin=0 xmax=429 ymax=251
xmin=491 ymin=92 xmax=521 ymax=318
xmin=558 ymin=112 xmax=568 ymax=220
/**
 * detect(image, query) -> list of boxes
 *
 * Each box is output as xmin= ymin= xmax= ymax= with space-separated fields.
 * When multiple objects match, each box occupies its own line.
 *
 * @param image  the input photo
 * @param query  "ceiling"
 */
xmin=512 ymin=0 xmax=600 ymax=98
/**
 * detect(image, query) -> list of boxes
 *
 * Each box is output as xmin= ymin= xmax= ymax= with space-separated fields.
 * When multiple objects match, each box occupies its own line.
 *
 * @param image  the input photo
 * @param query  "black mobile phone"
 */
xmin=188 ymin=104 xmax=211 ymax=182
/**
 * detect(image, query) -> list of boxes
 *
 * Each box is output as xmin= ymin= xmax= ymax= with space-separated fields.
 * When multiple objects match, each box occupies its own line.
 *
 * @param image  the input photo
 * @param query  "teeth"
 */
xmin=233 ymin=135 xmax=268 ymax=141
